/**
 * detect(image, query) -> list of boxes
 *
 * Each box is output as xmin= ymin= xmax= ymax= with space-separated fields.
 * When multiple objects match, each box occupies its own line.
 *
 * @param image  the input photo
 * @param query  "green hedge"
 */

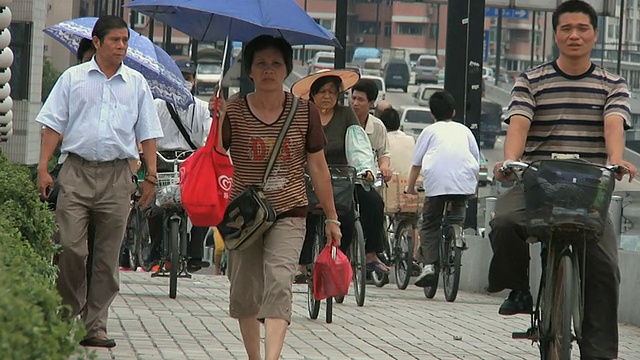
xmin=0 ymin=152 xmax=87 ymax=359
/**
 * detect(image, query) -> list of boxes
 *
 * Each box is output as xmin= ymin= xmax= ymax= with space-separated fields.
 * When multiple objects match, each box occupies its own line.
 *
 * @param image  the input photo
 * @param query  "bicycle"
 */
xmin=387 ymin=210 xmax=422 ymax=290
xmin=150 ymin=150 xmax=194 ymax=299
xmin=307 ymin=166 xmax=367 ymax=308
xmin=421 ymin=190 xmax=469 ymax=303
xmin=503 ymin=159 xmax=626 ymax=359
xmin=120 ymin=165 xmax=151 ymax=271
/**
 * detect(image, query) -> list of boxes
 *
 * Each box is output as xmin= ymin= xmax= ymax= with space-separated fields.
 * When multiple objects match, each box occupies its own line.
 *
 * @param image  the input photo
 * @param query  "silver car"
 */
xmin=398 ymin=106 xmax=433 ymax=140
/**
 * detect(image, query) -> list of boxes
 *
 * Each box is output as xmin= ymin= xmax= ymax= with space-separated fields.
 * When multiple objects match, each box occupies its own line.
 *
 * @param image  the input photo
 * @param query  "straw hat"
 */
xmin=291 ymin=69 xmax=361 ymax=100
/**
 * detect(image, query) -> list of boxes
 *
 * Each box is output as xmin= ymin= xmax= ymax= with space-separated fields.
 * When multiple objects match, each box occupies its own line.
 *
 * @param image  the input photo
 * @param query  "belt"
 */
xmin=68 ymin=153 xmax=128 ymax=166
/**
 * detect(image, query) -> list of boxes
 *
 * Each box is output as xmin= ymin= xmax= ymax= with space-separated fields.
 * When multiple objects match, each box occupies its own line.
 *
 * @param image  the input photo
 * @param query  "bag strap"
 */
xmin=262 ymin=96 xmax=299 ymax=185
xmin=166 ymin=102 xmax=198 ymax=150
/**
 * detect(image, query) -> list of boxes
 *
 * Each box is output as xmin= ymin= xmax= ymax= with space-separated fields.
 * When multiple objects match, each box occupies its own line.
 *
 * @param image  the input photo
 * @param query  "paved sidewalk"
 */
xmin=81 ymin=271 xmax=640 ymax=360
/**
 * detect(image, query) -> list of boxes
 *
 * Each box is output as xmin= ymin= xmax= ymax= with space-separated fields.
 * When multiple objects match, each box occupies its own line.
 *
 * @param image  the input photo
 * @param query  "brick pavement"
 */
xmin=79 ymin=271 xmax=640 ymax=360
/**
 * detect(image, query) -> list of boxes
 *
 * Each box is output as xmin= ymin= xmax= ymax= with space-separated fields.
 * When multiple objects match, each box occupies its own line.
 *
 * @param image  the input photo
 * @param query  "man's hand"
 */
xmin=380 ymin=166 xmax=393 ymax=182
xmin=404 ymin=185 xmax=418 ymax=195
xmin=138 ymin=179 xmax=156 ymax=207
xmin=611 ymin=159 xmax=638 ymax=182
xmin=493 ymin=161 xmax=516 ymax=183
xmin=325 ymin=222 xmax=342 ymax=247
xmin=37 ymin=169 xmax=54 ymax=199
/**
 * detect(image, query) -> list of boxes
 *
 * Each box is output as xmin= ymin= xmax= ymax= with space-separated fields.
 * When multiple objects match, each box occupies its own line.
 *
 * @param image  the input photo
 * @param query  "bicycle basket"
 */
xmin=156 ymin=171 xmax=182 ymax=208
xmin=306 ymin=165 xmax=356 ymax=214
xmin=521 ymin=159 xmax=614 ymax=241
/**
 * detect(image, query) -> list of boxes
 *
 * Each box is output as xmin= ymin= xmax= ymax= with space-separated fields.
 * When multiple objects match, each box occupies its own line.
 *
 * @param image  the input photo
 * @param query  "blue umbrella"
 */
xmin=44 ymin=17 xmax=193 ymax=109
xmin=124 ymin=0 xmax=341 ymax=47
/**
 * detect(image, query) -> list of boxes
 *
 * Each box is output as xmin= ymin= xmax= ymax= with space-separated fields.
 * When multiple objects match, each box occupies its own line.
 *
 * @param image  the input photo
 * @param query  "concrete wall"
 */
xmin=458 ymin=235 xmax=640 ymax=327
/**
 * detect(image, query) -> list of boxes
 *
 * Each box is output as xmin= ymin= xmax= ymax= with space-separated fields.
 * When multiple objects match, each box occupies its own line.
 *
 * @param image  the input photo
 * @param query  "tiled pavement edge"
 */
xmin=78 ymin=272 xmax=640 ymax=360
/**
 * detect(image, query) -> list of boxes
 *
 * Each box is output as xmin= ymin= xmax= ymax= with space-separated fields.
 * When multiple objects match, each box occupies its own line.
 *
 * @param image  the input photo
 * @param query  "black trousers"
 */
xmin=488 ymin=186 xmax=620 ymax=359
xmin=299 ymin=185 xmax=385 ymax=265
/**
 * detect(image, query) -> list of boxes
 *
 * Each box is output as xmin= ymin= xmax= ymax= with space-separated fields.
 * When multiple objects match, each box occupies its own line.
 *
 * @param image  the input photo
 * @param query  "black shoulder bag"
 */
xmin=218 ymin=96 xmax=300 ymax=251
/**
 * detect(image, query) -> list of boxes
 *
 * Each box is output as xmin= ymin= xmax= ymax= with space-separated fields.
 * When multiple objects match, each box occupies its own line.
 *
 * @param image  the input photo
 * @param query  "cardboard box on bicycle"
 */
xmin=382 ymin=173 xmax=425 ymax=214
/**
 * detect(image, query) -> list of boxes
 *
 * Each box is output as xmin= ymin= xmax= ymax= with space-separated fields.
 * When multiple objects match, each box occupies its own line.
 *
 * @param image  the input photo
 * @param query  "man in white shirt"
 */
xmin=406 ymin=91 xmax=480 ymax=287
xmin=378 ymin=107 xmax=415 ymax=176
xmin=147 ymin=60 xmax=213 ymax=272
xmin=36 ymin=16 xmax=163 ymax=348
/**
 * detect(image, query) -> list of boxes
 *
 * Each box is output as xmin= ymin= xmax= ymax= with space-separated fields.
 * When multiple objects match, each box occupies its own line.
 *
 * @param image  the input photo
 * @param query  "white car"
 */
xmin=307 ymin=52 xmax=335 ymax=75
xmin=398 ymin=106 xmax=433 ymax=140
xmin=413 ymin=84 xmax=444 ymax=107
xmin=195 ymin=62 xmax=223 ymax=95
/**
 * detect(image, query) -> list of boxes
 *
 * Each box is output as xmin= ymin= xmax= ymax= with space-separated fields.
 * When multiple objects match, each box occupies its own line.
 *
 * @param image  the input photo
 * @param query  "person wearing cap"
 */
xmin=291 ymin=69 xmax=390 ymax=276
xmin=146 ymin=59 xmax=213 ymax=272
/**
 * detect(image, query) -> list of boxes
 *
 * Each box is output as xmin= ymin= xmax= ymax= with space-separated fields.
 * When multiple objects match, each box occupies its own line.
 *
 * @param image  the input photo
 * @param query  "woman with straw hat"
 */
xmin=292 ymin=69 xmax=391 ymax=280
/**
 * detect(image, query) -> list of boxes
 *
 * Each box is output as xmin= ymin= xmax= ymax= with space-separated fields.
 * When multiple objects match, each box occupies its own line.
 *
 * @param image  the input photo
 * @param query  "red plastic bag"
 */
xmin=180 ymin=98 xmax=233 ymax=226
xmin=313 ymin=244 xmax=352 ymax=301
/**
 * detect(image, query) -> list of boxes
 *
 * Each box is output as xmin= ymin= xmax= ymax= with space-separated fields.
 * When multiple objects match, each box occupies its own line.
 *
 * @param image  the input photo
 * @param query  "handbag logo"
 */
xmin=218 ymin=175 xmax=232 ymax=192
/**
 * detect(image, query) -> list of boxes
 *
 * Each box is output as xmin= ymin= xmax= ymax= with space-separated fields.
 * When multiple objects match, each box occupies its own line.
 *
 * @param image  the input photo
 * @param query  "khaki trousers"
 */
xmin=56 ymin=154 xmax=134 ymax=338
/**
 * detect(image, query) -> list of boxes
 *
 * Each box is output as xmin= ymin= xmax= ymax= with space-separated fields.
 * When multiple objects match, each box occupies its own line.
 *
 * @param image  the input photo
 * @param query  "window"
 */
xmin=356 ymin=21 xmax=379 ymax=34
xmin=9 ymin=22 xmax=31 ymax=101
xmin=314 ymin=18 xmax=334 ymax=32
xmin=398 ymin=23 xmax=424 ymax=36
xmin=384 ymin=23 xmax=391 ymax=37
xmin=429 ymin=24 xmax=438 ymax=39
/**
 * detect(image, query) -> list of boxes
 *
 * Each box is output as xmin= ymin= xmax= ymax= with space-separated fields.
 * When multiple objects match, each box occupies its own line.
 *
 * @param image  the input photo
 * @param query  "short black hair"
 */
xmin=77 ymin=38 xmax=95 ymax=62
xmin=552 ymin=0 xmax=598 ymax=31
xmin=91 ymin=15 xmax=129 ymax=43
xmin=310 ymin=75 xmax=343 ymax=99
xmin=243 ymin=35 xmax=293 ymax=77
xmin=352 ymin=79 xmax=378 ymax=103
xmin=428 ymin=91 xmax=455 ymax=121
xmin=379 ymin=108 xmax=400 ymax=131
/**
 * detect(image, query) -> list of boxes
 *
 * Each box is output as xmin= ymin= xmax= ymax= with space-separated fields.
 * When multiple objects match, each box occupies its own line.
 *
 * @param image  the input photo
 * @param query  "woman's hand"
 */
xmin=209 ymin=85 xmax=228 ymax=116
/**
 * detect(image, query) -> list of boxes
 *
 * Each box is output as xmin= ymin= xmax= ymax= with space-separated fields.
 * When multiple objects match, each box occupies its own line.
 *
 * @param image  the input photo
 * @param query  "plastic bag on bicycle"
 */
xmin=313 ymin=245 xmax=352 ymax=301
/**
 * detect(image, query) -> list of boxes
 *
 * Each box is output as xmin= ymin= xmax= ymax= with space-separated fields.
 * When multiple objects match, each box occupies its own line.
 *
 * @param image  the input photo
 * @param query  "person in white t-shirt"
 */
xmin=378 ymin=107 xmax=415 ymax=176
xmin=406 ymin=91 xmax=480 ymax=287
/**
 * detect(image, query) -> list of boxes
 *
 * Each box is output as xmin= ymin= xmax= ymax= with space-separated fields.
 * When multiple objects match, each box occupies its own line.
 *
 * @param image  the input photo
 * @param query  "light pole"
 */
xmin=374 ymin=0 xmax=380 ymax=48
xmin=302 ymin=0 xmax=308 ymax=65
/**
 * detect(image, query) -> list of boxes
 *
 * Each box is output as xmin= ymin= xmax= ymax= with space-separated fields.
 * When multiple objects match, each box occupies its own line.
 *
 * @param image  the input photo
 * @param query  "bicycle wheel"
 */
xmin=371 ymin=221 xmax=391 ymax=287
xmin=326 ymin=297 xmax=333 ymax=323
xmin=442 ymin=225 xmax=462 ymax=302
xmin=168 ymin=219 xmax=180 ymax=299
xmin=394 ymin=221 xmax=413 ymax=290
xmin=352 ymin=219 xmax=366 ymax=307
xmin=541 ymin=254 xmax=574 ymax=360
xmin=307 ymin=230 xmax=322 ymax=320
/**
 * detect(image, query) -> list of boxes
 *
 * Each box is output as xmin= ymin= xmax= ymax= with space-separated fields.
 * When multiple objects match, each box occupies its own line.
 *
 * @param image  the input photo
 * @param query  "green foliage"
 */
xmin=0 ymin=152 xmax=57 ymax=258
xmin=0 ymin=152 xmax=89 ymax=359
xmin=41 ymin=59 xmax=62 ymax=102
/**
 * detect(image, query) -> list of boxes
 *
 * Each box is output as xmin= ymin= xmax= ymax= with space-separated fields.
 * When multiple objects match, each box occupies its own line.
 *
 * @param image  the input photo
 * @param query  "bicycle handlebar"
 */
xmin=500 ymin=160 xmax=629 ymax=175
xmin=156 ymin=150 xmax=194 ymax=165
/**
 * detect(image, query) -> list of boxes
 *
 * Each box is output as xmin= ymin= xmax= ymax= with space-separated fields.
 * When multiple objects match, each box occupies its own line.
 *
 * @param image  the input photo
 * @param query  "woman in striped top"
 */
xmin=213 ymin=35 xmax=341 ymax=360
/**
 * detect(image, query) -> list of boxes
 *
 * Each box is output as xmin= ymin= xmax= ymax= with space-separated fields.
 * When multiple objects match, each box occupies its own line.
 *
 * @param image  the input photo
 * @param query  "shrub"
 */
xmin=0 ymin=152 xmax=88 ymax=359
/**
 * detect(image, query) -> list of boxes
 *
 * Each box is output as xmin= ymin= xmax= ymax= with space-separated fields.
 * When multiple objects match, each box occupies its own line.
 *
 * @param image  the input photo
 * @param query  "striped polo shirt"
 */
xmin=223 ymin=92 xmax=325 ymax=216
xmin=507 ymin=61 xmax=631 ymax=165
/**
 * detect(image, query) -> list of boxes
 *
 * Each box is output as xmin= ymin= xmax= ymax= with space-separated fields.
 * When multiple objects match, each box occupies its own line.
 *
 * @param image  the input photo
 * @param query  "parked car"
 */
xmin=383 ymin=59 xmax=410 ymax=92
xmin=361 ymin=75 xmax=386 ymax=106
xmin=414 ymin=54 xmax=439 ymax=84
xmin=195 ymin=62 xmax=223 ymax=95
xmin=413 ymin=84 xmax=444 ymax=107
xmin=307 ymin=51 xmax=334 ymax=75
xmin=399 ymin=106 xmax=433 ymax=140
xmin=480 ymin=99 xmax=503 ymax=149
xmin=362 ymin=58 xmax=382 ymax=76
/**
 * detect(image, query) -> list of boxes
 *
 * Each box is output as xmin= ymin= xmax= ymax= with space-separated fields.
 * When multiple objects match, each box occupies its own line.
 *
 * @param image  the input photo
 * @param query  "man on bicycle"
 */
xmin=406 ymin=91 xmax=480 ymax=287
xmin=489 ymin=2 xmax=637 ymax=359
xmin=147 ymin=60 xmax=212 ymax=272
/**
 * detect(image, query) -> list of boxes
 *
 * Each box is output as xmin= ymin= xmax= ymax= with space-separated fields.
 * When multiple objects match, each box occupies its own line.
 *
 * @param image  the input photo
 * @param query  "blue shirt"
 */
xmin=36 ymin=58 xmax=163 ymax=162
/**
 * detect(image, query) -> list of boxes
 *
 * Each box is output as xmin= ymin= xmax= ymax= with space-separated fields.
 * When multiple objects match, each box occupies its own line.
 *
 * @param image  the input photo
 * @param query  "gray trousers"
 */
xmin=56 ymin=154 xmax=134 ymax=338
xmin=419 ymin=195 xmax=467 ymax=265
xmin=488 ymin=186 xmax=620 ymax=358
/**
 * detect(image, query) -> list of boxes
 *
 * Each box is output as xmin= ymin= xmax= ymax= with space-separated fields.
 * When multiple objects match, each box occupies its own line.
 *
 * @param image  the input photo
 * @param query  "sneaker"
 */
xmin=499 ymin=290 xmax=533 ymax=316
xmin=414 ymin=264 xmax=437 ymax=287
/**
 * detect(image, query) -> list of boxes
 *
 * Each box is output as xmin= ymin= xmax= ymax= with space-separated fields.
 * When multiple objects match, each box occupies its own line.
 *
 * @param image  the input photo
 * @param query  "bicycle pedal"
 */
xmin=512 ymin=332 xmax=530 ymax=340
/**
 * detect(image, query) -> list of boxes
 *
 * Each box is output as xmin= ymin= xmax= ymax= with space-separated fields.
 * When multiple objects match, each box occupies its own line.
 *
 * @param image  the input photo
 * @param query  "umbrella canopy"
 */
xmin=125 ymin=0 xmax=341 ymax=47
xmin=44 ymin=17 xmax=193 ymax=109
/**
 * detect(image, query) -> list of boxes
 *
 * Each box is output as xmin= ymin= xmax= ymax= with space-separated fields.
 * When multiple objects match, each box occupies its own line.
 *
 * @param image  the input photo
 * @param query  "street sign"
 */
xmin=483 ymin=30 xmax=490 ymax=62
xmin=485 ymin=8 xmax=529 ymax=19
